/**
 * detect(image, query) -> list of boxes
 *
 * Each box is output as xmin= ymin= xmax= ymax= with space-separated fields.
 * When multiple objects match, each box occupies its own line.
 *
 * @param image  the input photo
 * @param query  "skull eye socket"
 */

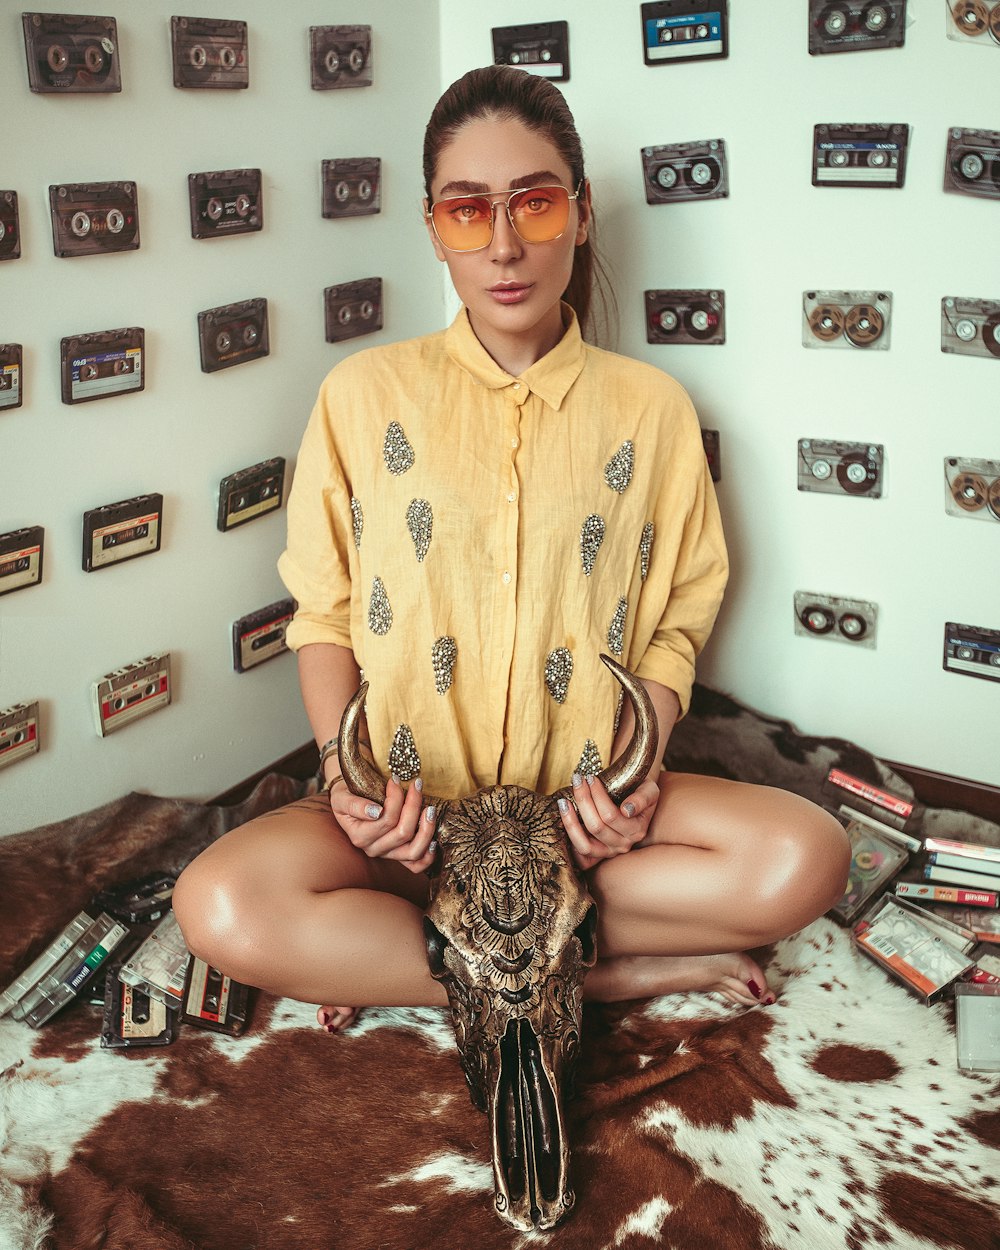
xmin=575 ymin=905 xmax=598 ymax=968
xmin=423 ymin=916 xmax=450 ymax=978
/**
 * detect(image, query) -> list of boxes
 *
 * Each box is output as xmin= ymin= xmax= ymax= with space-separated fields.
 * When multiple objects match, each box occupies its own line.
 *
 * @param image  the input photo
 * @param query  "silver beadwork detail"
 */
xmin=613 ymin=688 xmax=625 ymax=734
xmin=407 ymin=498 xmax=433 ymax=563
xmin=368 ymin=576 xmax=393 ymax=635
xmin=607 ymin=596 xmax=628 ymax=657
xmin=432 ymin=636 xmax=457 ymax=695
xmin=350 ymin=497 xmax=363 ymax=550
xmin=604 ymin=440 xmax=635 ymax=494
xmin=544 ymin=647 xmax=573 ymax=705
xmin=639 ymin=521 xmax=654 ymax=582
xmin=383 ymin=421 xmax=415 ymax=475
xmin=580 ymin=514 xmax=605 ymax=577
xmin=576 ymin=739 xmax=603 ymax=777
xmin=389 ymin=724 xmax=421 ymax=781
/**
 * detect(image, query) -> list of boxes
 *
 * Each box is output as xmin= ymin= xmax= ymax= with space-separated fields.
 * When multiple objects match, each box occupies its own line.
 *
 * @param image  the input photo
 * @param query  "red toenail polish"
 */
xmin=747 ymin=979 xmax=763 ymax=1000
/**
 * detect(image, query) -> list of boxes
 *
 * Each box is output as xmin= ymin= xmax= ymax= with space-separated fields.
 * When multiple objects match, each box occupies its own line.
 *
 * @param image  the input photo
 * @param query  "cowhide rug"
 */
xmin=2 ymin=691 xmax=999 ymax=1250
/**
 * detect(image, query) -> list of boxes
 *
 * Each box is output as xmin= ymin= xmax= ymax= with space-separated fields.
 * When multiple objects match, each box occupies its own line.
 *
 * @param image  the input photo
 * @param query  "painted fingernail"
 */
xmin=414 ymin=777 xmax=423 ymax=792
xmin=391 ymin=773 xmax=401 ymax=786
xmin=428 ymin=840 xmax=439 ymax=857
xmin=572 ymin=772 xmax=582 ymax=788
xmin=747 ymin=979 xmax=763 ymax=1000
xmin=425 ymin=805 xmax=436 ymax=823
xmin=557 ymin=797 xmax=569 ymax=814
xmin=365 ymin=803 xmax=382 ymax=820
xmin=622 ymin=802 xmax=635 ymax=817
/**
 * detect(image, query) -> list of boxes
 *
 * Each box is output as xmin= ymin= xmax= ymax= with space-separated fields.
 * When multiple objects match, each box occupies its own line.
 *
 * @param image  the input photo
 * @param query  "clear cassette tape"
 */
xmin=809 ymin=0 xmax=907 ymax=54
xmin=944 ymin=127 xmax=1000 ymax=201
xmin=171 ymin=16 xmax=248 ymax=89
xmin=795 ymin=591 xmax=878 ymax=648
xmin=0 ymin=191 xmax=20 ymax=261
xmin=944 ymin=456 xmax=1000 ymax=522
xmin=0 ymin=525 xmax=44 ymax=595
xmin=232 ymin=599 xmax=294 ymax=672
xmin=22 ymin=11 xmax=121 ymax=93
xmin=803 ymin=289 xmax=891 ymax=349
xmin=324 ymin=278 xmax=383 ymax=343
xmin=947 ymin=0 xmax=1000 ymax=41
xmin=0 ymin=343 xmax=22 ymax=409
xmin=92 ymin=653 xmax=172 ymax=737
xmin=812 ymin=123 xmax=909 ymax=188
xmin=943 ymin=622 xmax=1000 ymax=684
xmin=941 ymin=297 xmax=1000 ymax=360
xmin=310 ymin=25 xmax=372 ymax=90
xmin=854 ymin=895 xmax=975 ymax=1002
xmin=641 ymin=1 xmax=728 ymax=64
xmin=797 ymin=439 xmax=883 ymax=498
xmin=830 ymin=817 xmax=909 ymax=925
xmin=642 ymin=139 xmax=728 ymax=204
xmin=322 ymin=159 xmax=381 ymax=219
xmin=188 ymin=168 xmax=262 ymax=240
xmin=197 ymin=298 xmax=269 ymax=372
xmin=61 ymin=327 xmax=144 ymax=404
xmin=646 ymin=289 xmax=725 ymax=344
xmin=0 ymin=702 xmax=40 ymax=772
xmin=492 ymin=21 xmax=570 ymax=79
xmin=49 ymin=180 xmax=139 ymax=258
xmin=118 ymin=912 xmax=190 ymax=1008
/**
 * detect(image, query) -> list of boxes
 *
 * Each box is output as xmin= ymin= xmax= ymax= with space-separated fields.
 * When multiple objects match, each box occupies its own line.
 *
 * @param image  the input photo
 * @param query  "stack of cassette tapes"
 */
xmin=853 ymin=895 xmax=976 ymax=1002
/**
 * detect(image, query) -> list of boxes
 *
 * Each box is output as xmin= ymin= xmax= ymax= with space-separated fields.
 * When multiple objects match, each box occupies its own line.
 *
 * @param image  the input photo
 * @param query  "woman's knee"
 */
xmin=759 ymin=797 xmax=851 ymax=934
xmin=172 ymin=850 xmax=243 ymax=967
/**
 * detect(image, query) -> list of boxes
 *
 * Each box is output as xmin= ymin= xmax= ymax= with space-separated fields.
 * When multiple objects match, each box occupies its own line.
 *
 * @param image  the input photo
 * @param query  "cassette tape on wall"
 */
xmin=812 ymin=124 xmax=909 ymax=188
xmin=942 ymin=298 xmax=1000 ymax=358
xmin=795 ymin=591 xmax=878 ymax=648
xmin=1 ymin=192 xmax=20 ymax=260
xmin=646 ymin=290 xmax=725 ymax=344
xmin=642 ymin=140 xmax=728 ymax=203
xmin=310 ymin=25 xmax=372 ymax=89
xmin=188 ymin=170 xmax=262 ymax=240
xmin=808 ymin=1 xmax=907 ymax=54
xmin=944 ymin=457 xmax=1000 ymax=522
xmin=803 ymin=290 xmax=891 ymax=349
xmin=171 ymin=17 xmax=248 ymax=89
xmin=322 ymin=160 xmax=381 ymax=219
xmin=0 ymin=344 xmax=22 ymax=409
xmin=492 ymin=21 xmax=569 ymax=79
xmin=22 ymin=11 xmax=121 ymax=92
xmin=798 ymin=440 xmax=884 ymax=498
xmin=49 ymin=181 xmax=139 ymax=257
xmin=946 ymin=0 xmax=1000 ymax=44
xmin=944 ymin=128 xmax=1000 ymax=201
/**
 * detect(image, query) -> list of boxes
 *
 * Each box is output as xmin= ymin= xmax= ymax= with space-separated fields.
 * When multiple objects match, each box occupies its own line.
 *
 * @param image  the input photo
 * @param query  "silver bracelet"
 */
xmin=318 ymin=737 xmax=340 ymax=770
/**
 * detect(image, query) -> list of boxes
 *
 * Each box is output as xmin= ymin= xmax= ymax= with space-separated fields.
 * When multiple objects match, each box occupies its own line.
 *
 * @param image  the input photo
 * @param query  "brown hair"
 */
xmin=423 ymin=65 xmax=617 ymax=346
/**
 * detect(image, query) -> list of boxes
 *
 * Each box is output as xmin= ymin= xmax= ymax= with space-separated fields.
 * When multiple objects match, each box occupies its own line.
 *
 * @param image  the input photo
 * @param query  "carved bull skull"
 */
xmin=338 ymin=654 xmax=656 ymax=1231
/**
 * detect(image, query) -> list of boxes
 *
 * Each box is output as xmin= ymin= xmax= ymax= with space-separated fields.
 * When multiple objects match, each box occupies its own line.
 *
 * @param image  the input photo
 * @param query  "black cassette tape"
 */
xmin=797 ymin=439 xmax=884 ymax=498
xmin=492 ymin=21 xmax=569 ymax=80
xmin=0 ymin=191 xmax=20 ymax=261
xmin=944 ymin=623 xmax=1000 ymax=683
xmin=217 ymin=456 xmax=285 ymax=531
xmin=171 ymin=16 xmax=248 ymax=89
xmin=198 ymin=298 xmax=269 ymax=373
xmin=49 ymin=180 xmax=139 ymax=258
xmin=803 ymin=290 xmax=891 ymax=349
xmin=310 ymin=24 xmax=372 ymax=90
xmin=0 ymin=525 xmax=44 ymax=596
xmin=0 ymin=344 xmax=22 ymax=410
xmin=641 ymin=1 xmax=728 ymax=64
xmin=101 ymin=971 xmax=177 ymax=1050
xmin=945 ymin=457 xmax=1000 ymax=521
xmin=82 ymin=493 xmax=163 ymax=572
xmin=646 ymin=289 xmax=725 ymax=345
xmin=812 ymin=124 xmax=909 ymax=188
xmin=324 ymin=278 xmax=383 ymax=344
xmin=181 ymin=957 xmax=250 ymax=1035
xmin=642 ymin=139 xmax=728 ymax=204
xmin=795 ymin=591 xmax=878 ymax=648
xmin=702 ymin=429 xmax=721 ymax=481
xmin=809 ymin=1 xmax=907 ymax=54
xmin=93 ymin=653 xmax=172 ymax=737
xmin=0 ymin=702 xmax=40 ymax=772
xmin=322 ymin=159 xmax=381 ymax=220
xmin=92 ymin=872 xmax=175 ymax=925
xmin=22 ymin=11 xmax=121 ymax=93
xmin=944 ymin=128 xmax=1000 ymax=201
xmin=947 ymin=0 xmax=1000 ymax=42
xmin=61 ymin=327 xmax=144 ymax=404
xmin=941 ymin=297 xmax=1000 ymax=359
xmin=232 ymin=599 xmax=294 ymax=672
xmin=188 ymin=168 xmax=262 ymax=240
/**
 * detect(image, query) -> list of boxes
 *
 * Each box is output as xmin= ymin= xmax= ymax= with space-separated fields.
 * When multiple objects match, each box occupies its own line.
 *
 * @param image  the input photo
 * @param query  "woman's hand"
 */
xmin=558 ymin=773 xmax=660 ymax=872
xmin=329 ymin=774 xmax=437 ymax=874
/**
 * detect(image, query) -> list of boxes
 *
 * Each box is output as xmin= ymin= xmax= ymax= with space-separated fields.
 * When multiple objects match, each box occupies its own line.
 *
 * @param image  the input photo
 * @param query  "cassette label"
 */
xmin=22 ymin=11 xmax=121 ymax=93
xmin=171 ymin=16 xmax=248 ymax=89
xmin=947 ymin=0 xmax=1000 ymax=43
xmin=310 ymin=25 xmax=372 ymax=90
xmin=324 ymin=278 xmax=383 ymax=343
xmin=809 ymin=0 xmax=907 ymax=54
xmin=702 ymin=429 xmax=721 ymax=481
xmin=0 ymin=525 xmax=44 ymax=595
xmin=641 ymin=2 xmax=728 ymax=64
xmin=0 ymin=702 xmax=40 ymax=772
xmin=944 ymin=127 xmax=1000 ymax=201
xmin=93 ymin=653 xmax=172 ymax=737
xmin=217 ymin=457 xmax=286 ymax=531
xmin=941 ymin=297 xmax=1000 ymax=360
xmin=181 ymin=957 xmax=249 ymax=1035
xmin=0 ymin=191 xmax=20 ymax=261
xmin=198 ymin=298 xmax=269 ymax=372
xmin=803 ymin=290 xmax=891 ymax=350
xmin=492 ymin=21 xmax=570 ymax=80
xmin=0 ymin=344 xmax=22 ymax=410
xmin=642 ymin=139 xmax=728 ymax=204
xmin=795 ymin=591 xmax=878 ymax=648
xmin=646 ymin=289 xmax=725 ymax=345
xmin=82 ymin=493 xmax=163 ymax=572
xmin=188 ymin=168 xmax=262 ymax=240
xmin=798 ymin=440 xmax=883 ymax=498
xmin=943 ymin=623 xmax=1000 ymax=683
xmin=232 ymin=599 xmax=294 ymax=672
xmin=49 ymin=181 xmax=139 ymax=258
xmin=812 ymin=123 xmax=909 ymax=188
xmin=61 ymin=327 xmax=144 ymax=405
xmin=118 ymin=913 xmax=189 ymax=1007
xmin=101 ymin=974 xmax=176 ymax=1049
xmin=945 ymin=457 xmax=1000 ymax=522
xmin=322 ymin=159 xmax=381 ymax=220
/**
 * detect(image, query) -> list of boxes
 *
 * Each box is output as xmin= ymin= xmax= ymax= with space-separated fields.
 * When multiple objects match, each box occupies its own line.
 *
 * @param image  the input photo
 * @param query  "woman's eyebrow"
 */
xmin=436 ymin=170 xmax=564 ymax=197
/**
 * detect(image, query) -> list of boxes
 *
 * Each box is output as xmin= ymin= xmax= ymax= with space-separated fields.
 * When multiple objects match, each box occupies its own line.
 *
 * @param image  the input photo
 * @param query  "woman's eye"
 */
xmin=520 ymin=194 xmax=553 ymax=214
xmin=449 ymin=200 xmax=488 ymax=222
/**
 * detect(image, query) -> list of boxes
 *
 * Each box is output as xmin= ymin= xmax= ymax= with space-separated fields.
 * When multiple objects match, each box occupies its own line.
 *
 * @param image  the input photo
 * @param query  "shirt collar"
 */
xmin=444 ymin=302 xmax=587 ymax=410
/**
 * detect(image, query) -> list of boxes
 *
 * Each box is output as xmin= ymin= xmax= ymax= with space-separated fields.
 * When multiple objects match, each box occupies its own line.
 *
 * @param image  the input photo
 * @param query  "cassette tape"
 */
xmin=49 ymin=180 xmax=139 ymax=258
xmin=0 ymin=344 xmax=22 ymax=410
xmin=809 ymin=0 xmax=907 ymax=54
xmin=642 ymin=139 xmax=728 ymax=204
xmin=641 ymin=1 xmax=728 ymax=64
xmin=944 ymin=127 xmax=1000 ymax=201
xmin=0 ymin=702 xmax=40 ymax=772
xmin=171 ymin=16 xmax=248 ymax=89
xmin=0 ymin=191 xmax=20 ymax=261
xmin=812 ymin=124 xmax=909 ymax=188
xmin=322 ymin=158 xmax=381 ymax=220
xmin=198 ymin=298 xmax=269 ymax=372
xmin=945 ymin=457 xmax=1000 ymax=521
xmin=0 ymin=525 xmax=44 ymax=596
xmin=702 ymin=429 xmax=721 ymax=481
xmin=324 ymin=278 xmax=383 ymax=343
xmin=181 ymin=957 xmax=250 ymax=1035
xmin=188 ymin=168 xmax=262 ymax=240
xmin=92 ymin=872 xmax=175 ymax=925
xmin=118 ymin=912 xmax=189 ymax=1007
xmin=492 ymin=21 xmax=570 ymax=80
xmin=830 ymin=817 xmax=909 ymax=925
xmin=93 ymin=653 xmax=171 ymax=737
xmin=22 ymin=11 xmax=121 ymax=93
xmin=232 ymin=598 xmax=294 ymax=672
xmin=943 ymin=622 xmax=1000 ymax=683
xmin=854 ymin=896 xmax=975 ymax=1002
xmin=82 ymin=494 xmax=162 ymax=573
xmin=646 ymin=289 xmax=725 ymax=345
xmin=101 ymin=970 xmax=177 ymax=1050
xmin=797 ymin=439 xmax=883 ymax=498
xmin=956 ymin=983 xmax=1000 ymax=1072
xmin=941 ymin=297 xmax=1000 ymax=360
xmin=310 ymin=25 xmax=372 ymax=90
xmin=803 ymin=290 xmax=891 ymax=349
xmin=217 ymin=456 xmax=286 ymax=531
xmin=61 ymin=327 xmax=144 ymax=404
xmin=795 ymin=591 xmax=877 ymax=648
xmin=20 ymin=913 xmax=131 ymax=1027
xmin=947 ymin=1 xmax=1000 ymax=44
xmin=824 ymin=766 xmax=917 ymax=832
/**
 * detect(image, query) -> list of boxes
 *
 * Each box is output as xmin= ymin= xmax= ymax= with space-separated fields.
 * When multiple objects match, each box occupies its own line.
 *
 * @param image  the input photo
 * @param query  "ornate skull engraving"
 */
xmin=338 ymin=655 xmax=656 ymax=1231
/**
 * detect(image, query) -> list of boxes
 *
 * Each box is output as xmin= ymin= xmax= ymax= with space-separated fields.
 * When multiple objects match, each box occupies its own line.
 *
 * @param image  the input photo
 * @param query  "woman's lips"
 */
xmin=488 ymin=283 xmax=533 ymax=305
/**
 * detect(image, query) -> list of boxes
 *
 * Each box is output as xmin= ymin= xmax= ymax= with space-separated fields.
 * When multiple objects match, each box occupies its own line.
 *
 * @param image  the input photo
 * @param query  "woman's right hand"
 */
xmin=328 ymin=774 xmax=437 ymax=874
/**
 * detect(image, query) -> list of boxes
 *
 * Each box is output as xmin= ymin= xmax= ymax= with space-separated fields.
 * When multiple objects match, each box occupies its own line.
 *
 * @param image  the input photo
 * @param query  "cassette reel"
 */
xmin=944 ymin=457 xmax=1000 ymax=522
xmin=809 ymin=1 xmax=907 ymax=54
xmin=795 ymin=591 xmax=877 ymax=648
xmin=171 ymin=17 xmax=248 ymax=90
xmin=947 ymin=0 xmax=1000 ymax=43
xmin=322 ymin=159 xmax=381 ymax=219
xmin=803 ymin=290 xmax=891 ymax=349
xmin=641 ymin=1 xmax=729 ymax=64
xmin=232 ymin=600 xmax=294 ymax=672
xmin=812 ymin=124 xmax=909 ymax=188
xmin=798 ymin=439 xmax=884 ymax=498
xmin=310 ymin=25 xmax=372 ymax=90
xmin=197 ymin=298 xmax=269 ymax=373
xmin=189 ymin=169 xmax=262 ymax=240
xmin=61 ymin=327 xmax=144 ymax=404
xmin=324 ymin=278 xmax=383 ymax=343
xmin=49 ymin=181 xmax=139 ymax=258
xmin=642 ymin=139 xmax=728 ymax=204
xmin=0 ymin=344 xmax=22 ymax=411
xmin=941 ymin=297 xmax=1000 ymax=360
xmin=646 ymin=289 xmax=725 ymax=345
xmin=0 ymin=702 xmax=40 ymax=772
xmin=0 ymin=525 xmax=43 ymax=596
xmin=944 ymin=622 xmax=1000 ymax=683
xmin=0 ymin=192 xmax=20 ymax=261
xmin=492 ymin=21 xmax=570 ymax=80
xmin=944 ymin=128 xmax=1000 ymax=201
xmin=22 ymin=11 xmax=121 ymax=93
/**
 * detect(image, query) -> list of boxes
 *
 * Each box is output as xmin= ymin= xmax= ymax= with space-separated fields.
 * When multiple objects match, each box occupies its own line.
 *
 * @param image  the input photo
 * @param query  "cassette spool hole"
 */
xmin=844 ymin=303 xmax=884 ymax=347
xmin=47 ymin=44 xmax=69 ymax=72
xmin=655 ymin=165 xmax=678 ymax=189
xmin=686 ymin=304 xmax=718 ymax=339
xmin=958 ymin=152 xmax=985 ymax=182
xmin=802 ymin=606 xmax=836 ymax=634
xmin=985 ymin=316 xmax=1000 ymax=357
xmin=654 ymin=308 xmax=679 ymax=335
xmin=189 ymin=44 xmax=207 ymax=68
xmin=862 ymin=3 xmax=890 ymax=32
xmin=820 ymin=4 xmax=850 ymax=36
xmin=838 ymin=612 xmax=867 ymax=640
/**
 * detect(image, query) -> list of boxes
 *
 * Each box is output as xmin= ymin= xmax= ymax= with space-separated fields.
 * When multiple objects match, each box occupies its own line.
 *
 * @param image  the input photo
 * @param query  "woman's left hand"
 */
xmin=558 ymin=773 xmax=661 ymax=871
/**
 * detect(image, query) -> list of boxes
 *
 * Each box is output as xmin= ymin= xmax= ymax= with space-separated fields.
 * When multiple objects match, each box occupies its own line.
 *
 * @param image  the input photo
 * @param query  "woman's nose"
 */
xmin=488 ymin=205 xmax=523 ymax=261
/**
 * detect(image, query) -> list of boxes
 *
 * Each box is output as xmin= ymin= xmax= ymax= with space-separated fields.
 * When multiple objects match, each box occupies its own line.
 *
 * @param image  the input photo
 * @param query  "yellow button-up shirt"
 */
xmin=278 ymin=306 xmax=728 ymax=799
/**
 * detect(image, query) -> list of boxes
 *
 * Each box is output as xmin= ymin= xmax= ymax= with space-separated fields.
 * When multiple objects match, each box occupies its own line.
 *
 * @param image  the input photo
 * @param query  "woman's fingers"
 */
xmin=559 ymin=774 xmax=659 ymax=865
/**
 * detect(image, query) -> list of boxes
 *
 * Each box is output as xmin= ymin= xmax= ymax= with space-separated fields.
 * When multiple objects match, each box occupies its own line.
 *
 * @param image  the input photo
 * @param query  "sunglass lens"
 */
xmin=432 ymin=196 xmax=492 ymax=250
xmin=509 ymin=186 xmax=570 ymax=243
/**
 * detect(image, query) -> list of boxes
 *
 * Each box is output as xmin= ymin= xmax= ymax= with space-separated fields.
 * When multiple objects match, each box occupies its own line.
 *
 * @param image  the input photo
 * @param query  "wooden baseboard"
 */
xmin=210 ymin=742 xmax=318 ymax=807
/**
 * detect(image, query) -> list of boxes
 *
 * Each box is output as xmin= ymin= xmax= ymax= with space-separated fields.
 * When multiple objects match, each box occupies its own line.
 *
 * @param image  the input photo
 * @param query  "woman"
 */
xmin=174 ymin=66 xmax=849 ymax=1031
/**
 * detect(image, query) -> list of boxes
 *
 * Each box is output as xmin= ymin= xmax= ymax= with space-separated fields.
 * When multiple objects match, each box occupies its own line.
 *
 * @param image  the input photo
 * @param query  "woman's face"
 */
xmin=425 ymin=115 xmax=589 ymax=355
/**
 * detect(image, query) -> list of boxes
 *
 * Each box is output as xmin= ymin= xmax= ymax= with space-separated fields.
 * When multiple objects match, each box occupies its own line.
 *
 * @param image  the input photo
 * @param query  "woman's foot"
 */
xmin=316 ymin=1005 xmax=360 ymax=1033
xmin=585 ymin=951 xmax=776 ymax=1008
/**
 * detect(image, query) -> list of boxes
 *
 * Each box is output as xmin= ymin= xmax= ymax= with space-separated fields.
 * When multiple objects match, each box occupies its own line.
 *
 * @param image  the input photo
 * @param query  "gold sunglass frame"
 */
xmin=426 ymin=181 xmax=584 ymax=253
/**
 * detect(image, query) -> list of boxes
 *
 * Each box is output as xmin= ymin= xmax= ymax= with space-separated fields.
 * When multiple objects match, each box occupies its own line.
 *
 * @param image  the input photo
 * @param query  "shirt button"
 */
xmin=512 ymin=382 xmax=521 ymax=390
xmin=501 ymin=571 xmax=511 ymax=584
xmin=511 ymin=438 xmax=519 ymax=449
xmin=506 ymin=491 xmax=516 ymax=503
